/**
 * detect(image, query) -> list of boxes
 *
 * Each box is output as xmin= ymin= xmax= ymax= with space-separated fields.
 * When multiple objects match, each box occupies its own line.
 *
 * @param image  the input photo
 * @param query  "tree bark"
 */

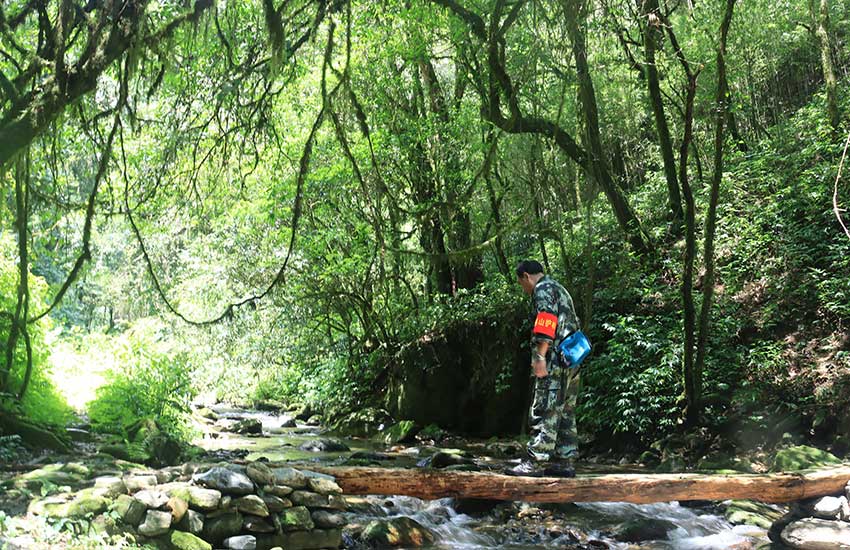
xmin=313 ymin=466 xmax=850 ymax=504
xmin=809 ymin=0 xmax=840 ymax=130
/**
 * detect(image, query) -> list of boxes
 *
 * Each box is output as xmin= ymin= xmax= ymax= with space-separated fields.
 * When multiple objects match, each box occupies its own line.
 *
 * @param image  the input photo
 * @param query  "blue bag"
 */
xmin=558 ymin=330 xmax=592 ymax=368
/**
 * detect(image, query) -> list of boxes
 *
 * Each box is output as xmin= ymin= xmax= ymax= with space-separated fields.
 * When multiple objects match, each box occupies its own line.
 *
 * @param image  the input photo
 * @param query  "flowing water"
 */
xmin=195 ymin=406 xmax=776 ymax=550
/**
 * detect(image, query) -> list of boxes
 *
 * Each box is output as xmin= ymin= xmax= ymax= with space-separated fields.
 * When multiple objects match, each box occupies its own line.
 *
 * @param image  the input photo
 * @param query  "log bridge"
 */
xmin=313 ymin=466 xmax=850 ymax=504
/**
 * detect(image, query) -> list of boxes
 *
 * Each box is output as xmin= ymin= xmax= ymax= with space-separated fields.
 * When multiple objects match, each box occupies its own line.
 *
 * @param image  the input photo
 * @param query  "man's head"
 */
xmin=516 ymin=260 xmax=545 ymax=295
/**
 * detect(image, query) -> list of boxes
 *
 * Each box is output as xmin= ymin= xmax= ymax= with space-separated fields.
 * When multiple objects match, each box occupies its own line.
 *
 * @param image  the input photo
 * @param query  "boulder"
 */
xmin=780 ymin=518 xmax=850 ymax=549
xmin=812 ymin=496 xmax=849 ymax=521
xmin=124 ymin=474 xmax=158 ymax=492
xmin=298 ymin=439 xmax=350 ymax=453
xmin=271 ymin=467 xmax=308 ymax=488
xmin=279 ymin=506 xmax=314 ymax=531
xmin=167 ymin=495 xmax=189 ymax=523
xmin=329 ymin=407 xmax=393 ymax=437
xmin=246 ymin=462 xmax=275 ymax=486
xmin=264 ymin=484 xmax=295 ymax=497
xmin=193 ymin=466 xmax=254 ymax=495
xmin=771 ymin=446 xmax=842 ymax=472
xmin=93 ymin=476 xmax=127 ymax=498
xmin=112 ymin=495 xmax=147 ymax=526
xmin=261 ymin=495 xmax=291 ymax=512
xmin=243 ymin=516 xmax=276 ymax=533
xmin=725 ymin=500 xmax=786 ymax=529
xmin=311 ymin=510 xmax=345 ymax=528
xmin=230 ymin=418 xmax=263 ymax=435
xmin=289 ymin=491 xmax=329 ymax=508
xmin=234 ymin=495 xmax=270 ymax=517
xmin=382 ymin=421 xmax=420 ymax=445
xmin=307 ymin=477 xmax=342 ymax=495
xmin=613 ymin=518 xmax=677 ymax=542
xmin=170 ymin=530 xmax=212 ymax=550
xmin=361 ymin=517 xmax=436 ymax=547
xmin=137 ymin=509 xmax=172 ymax=536
xmin=223 ymin=534 xmax=257 ymax=550
xmin=202 ymin=511 xmax=244 ymax=544
xmin=134 ymin=489 xmax=169 ymax=509
xmin=176 ymin=509 xmax=205 ymax=535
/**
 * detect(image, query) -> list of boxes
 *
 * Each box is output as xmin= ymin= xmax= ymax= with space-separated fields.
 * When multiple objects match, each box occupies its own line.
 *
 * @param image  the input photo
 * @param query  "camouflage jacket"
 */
xmin=530 ymin=275 xmax=580 ymax=348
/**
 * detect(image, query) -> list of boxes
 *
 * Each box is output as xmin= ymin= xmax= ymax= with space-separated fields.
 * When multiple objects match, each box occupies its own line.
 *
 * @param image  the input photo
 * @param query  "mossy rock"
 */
xmin=170 ymin=530 xmax=212 ymax=550
xmin=613 ymin=517 xmax=677 ymax=542
xmin=417 ymin=424 xmax=445 ymax=441
xmin=44 ymin=490 xmax=110 ymax=519
xmin=771 ymin=445 xmax=842 ymax=472
xmin=725 ymin=500 xmax=785 ymax=529
xmin=383 ymin=421 xmax=420 ymax=445
xmin=12 ymin=464 xmax=84 ymax=491
xmin=361 ymin=516 xmax=436 ymax=547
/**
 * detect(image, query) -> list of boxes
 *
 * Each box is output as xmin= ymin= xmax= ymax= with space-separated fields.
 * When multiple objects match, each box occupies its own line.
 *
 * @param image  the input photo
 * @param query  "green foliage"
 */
xmin=0 ymin=434 xmax=25 ymax=463
xmin=86 ymin=319 xmax=196 ymax=439
xmin=0 ymin=234 xmax=71 ymax=426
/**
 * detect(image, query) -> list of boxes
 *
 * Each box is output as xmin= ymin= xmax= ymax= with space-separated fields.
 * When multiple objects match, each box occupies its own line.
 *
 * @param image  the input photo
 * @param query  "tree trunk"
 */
xmin=642 ymin=0 xmax=683 ymax=226
xmin=312 ymin=465 xmax=850 ymax=504
xmin=810 ymin=0 xmax=840 ymax=130
xmin=690 ymin=0 xmax=736 ymax=426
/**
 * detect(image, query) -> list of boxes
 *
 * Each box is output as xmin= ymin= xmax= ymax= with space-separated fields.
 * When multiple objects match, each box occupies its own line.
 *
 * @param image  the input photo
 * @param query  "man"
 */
xmin=508 ymin=260 xmax=581 ymax=477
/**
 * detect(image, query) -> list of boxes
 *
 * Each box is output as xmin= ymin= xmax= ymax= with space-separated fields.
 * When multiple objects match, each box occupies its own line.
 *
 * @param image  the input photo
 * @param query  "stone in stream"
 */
xmin=298 ymin=439 xmax=351 ymax=452
xmin=193 ymin=466 xmax=255 ymax=495
xmin=771 ymin=445 xmax=842 ymax=472
xmin=361 ymin=517 xmax=435 ymax=547
xmin=613 ymin=517 xmax=677 ymax=542
xmin=137 ymin=509 xmax=172 ymax=536
xmin=780 ymin=518 xmax=850 ymax=549
xmin=170 ymin=530 xmax=212 ymax=550
xmin=812 ymin=496 xmax=850 ymax=521
xmin=305 ymin=415 xmax=323 ymax=426
xmin=223 ymin=534 xmax=257 ymax=550
xmin=279 ymin=417 xmax=297 ymax=428
xmin=229 ymin=418 xmax=264 ymax=435
xmin=234 ymin=494 xmax=270 ymax=516
xmin=349 ymin=451 xmax=395 ymax=461
xmin=724 ymin=500 xmax=786 ymax=529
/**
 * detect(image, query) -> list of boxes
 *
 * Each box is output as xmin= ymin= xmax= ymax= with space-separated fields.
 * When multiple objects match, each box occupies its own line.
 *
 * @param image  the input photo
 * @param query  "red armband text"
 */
xmin=532 ymin=312 xmax=557 ymax=339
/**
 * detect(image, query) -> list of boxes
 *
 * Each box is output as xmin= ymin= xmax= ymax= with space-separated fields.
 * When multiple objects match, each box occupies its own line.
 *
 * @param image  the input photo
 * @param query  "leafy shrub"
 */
xmin=87 ymin=318 xmax=196 ymax=439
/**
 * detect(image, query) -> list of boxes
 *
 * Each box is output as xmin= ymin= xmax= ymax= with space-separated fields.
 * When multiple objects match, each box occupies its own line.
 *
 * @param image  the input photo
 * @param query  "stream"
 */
xmin=195 ymin=405 xmax=776 ymax=550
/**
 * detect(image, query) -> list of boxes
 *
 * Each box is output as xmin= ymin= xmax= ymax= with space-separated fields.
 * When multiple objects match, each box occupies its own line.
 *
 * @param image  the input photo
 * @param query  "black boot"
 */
xmin=542 ymin=461 xmax=576 ymax=478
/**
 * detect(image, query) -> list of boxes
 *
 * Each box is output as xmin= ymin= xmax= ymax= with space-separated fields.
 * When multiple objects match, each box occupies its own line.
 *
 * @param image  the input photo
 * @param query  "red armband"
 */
xmin=532 ymin=312 xmax=557 ymax=339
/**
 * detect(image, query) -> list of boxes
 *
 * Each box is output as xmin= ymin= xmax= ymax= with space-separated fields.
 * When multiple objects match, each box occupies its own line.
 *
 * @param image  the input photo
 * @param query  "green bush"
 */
xmin=0 ymin=233 xmax=71 ymax=426
xmin=87 ymin=318 xmax=196 ymax=439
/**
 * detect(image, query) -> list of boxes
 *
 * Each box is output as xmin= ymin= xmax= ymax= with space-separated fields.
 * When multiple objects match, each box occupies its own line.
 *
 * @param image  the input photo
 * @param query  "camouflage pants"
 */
xmin=527 ymin=360 xmax=580 ymax=462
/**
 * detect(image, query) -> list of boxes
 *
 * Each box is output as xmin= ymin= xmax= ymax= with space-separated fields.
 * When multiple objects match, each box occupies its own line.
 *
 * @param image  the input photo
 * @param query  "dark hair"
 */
xmin=515 ymin=260 xmax=544 ymax=277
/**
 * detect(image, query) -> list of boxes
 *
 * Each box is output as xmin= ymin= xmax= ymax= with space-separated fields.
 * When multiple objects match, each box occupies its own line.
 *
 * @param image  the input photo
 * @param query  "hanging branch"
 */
xmin=29 ymin=61 xmax=129 ymax=323
xmin=834 ymin=129 xmax=850 ymax=241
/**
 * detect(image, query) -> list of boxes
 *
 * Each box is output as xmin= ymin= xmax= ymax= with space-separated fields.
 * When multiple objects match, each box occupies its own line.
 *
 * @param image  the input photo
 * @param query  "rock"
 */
xmin=812 ymin=496 xmax=850 ymax=521
xmin=243 ymin=516 xmax=276 ymax=533
xmin=307 ymin=477 xmax=342 ymax=495
xmin=305 ymin=415 xmax=323 ymax=426
xmin=311 ymin=510 xmax=345 ymax=528
xmin=289 ymin=491 xmax=329 ymax=508
xmin=13 ymin=465 xmax=81 ymax=492
xmin=112 ymin=494 xmax=147 ymax=526
xmin=271 ymin=467 xmax=308 ymax=488
xmin=329 ymin=407 xmax=393 ymax=437
xmin=613 ymin=518 xmax=677 ymax=542
xmin=264 ymin=484 xmax=295 ymax=497
xmin=170 ymin=530 xmax=212 ymax=550
xmin=58 ymin=490 xmax=109 ymax=519
xmin=279 ymin=506 xmax=314 ymax=531
xmin=257 ymin=529 xmax=342 ymax=550
xmin=202 ymin=511 xmax=244 ymax=544
xmin=261 ymin=495 xmax=291 ymax=512
xmin=725 ymin=500 xmax=786 ymax=529
xmin=93 ymin=476 xmax=127 ymax=498
xmin=193 ymin=466 xmax=254 ymax=495
xmin=167 ymin=495 xmax=189 ymax=523
xmin=234 ymin=495 xmax=269 ymax=517
xmin=382 ymin=421 xmax=420 ymax=445
xmin=230 ymin=418 xmax=263 ymax=435
xmin=453 ymin=498 xmax=502 ymax=517
xmin=123 ymin=474 xmax=158 ymax=492
xmin=255 ymin=400 xmax=286 ymax=411
xmin=780 ymin=518 xmax=850 ymax=549
xmin=279 ymin=417 xmax=297 ymax=428
xmin=176 ymin=509 xmax=205 ymax=535
xmin=134 ymin=489 xmax=169 ymax=509
xmin=137 ymin=509 xmax=172 ymax=536
xmin=361 ymin=517 xmax=436 ymax=547
xmin=66 ymin=428 xmax=94 ymax=442
xmin=298 ymin=439 xmax=350 ymax=453
xmin=417 ymin=424 xmax=445 ymax=442
xmin=294 ymin=405 xmax=313 ymax=421
xmin=197 ymin=407 xmax=219 ymax=420
xmin=246 ymin=462 xmax=276 ymax=486
xmin=771 ymin=446 xmax=842 ymax=472
xmin=223 ymin=535 xmax=257 ymax=550
xmin=419 ymin=451 xmax=474 ymax=469
xmin=349 ymin=451 xmax=395 ymax=462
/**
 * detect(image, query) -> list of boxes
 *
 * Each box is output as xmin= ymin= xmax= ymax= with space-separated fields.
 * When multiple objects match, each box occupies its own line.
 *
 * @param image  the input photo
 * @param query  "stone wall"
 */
xmin=28 ymin=461 xmax=346 ymax=550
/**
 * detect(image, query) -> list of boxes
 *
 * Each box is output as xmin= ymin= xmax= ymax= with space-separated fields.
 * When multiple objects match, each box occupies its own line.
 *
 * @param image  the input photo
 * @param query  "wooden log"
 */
xmin=312 ymin=466 xmax=850 ymax=504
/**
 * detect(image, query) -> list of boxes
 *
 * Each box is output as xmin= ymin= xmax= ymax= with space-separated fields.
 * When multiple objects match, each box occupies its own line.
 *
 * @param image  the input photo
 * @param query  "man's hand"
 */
xmin=532 ymin=356 xmax=548 ymax=378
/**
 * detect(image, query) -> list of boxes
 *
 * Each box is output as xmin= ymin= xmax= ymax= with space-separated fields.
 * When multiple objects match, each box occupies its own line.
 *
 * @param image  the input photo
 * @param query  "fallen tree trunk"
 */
xmin=313 ymin=466 xmax=850 ymax=504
